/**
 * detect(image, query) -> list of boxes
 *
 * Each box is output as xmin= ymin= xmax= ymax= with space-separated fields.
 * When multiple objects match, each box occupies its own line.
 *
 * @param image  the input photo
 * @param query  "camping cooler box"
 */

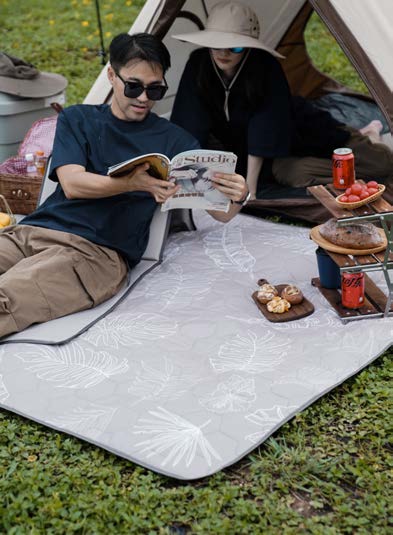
xmin=0 ymin=90 xmax=66 ymax=163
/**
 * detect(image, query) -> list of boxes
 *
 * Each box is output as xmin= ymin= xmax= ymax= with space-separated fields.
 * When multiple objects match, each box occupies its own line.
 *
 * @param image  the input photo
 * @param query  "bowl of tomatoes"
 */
xmin=335 ymin=181 xmax=385 ymax=209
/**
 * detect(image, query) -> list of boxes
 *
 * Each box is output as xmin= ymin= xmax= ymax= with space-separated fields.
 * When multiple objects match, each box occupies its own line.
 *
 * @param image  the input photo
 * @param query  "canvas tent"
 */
xmin=85 ymin=0 xmax=393 ymax=222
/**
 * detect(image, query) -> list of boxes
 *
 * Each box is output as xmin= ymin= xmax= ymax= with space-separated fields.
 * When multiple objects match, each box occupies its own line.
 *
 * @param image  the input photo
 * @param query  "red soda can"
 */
xmin=332 ymin=148 xmax=355 ymax=190
xmin=341 ymin=272 xmax=365 ymax=309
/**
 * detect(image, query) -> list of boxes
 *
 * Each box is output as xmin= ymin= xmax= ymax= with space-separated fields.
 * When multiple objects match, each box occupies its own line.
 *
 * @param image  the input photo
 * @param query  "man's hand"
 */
xmin=211 ymin=171 xmax=248 ymax=202
xmin=126 ymin=163 xmax=179 ymax=203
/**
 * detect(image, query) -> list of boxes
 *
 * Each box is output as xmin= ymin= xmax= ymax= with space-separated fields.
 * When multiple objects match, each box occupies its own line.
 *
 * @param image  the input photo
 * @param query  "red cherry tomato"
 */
xmin=348 ymin=194 xmax=361 ymax=202
xmin=367 ymin=187 xmax=379 ymax=195
xmin=340 ymin=195 xmax=349 ymax=202
xmin=359 ymin=191 xmax=370 ymax=200
xmin=345 ymin=187 xmax=352 ymax=196
xmin=367 ymin=180 xmax=378 ymax=188
xmin=350 ymin=183 xmax=363 ymax=195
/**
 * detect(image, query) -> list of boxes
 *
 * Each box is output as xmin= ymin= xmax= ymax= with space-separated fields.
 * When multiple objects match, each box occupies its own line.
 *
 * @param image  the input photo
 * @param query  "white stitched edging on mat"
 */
xmin=0 ymin=212 xmax=391 ymax=480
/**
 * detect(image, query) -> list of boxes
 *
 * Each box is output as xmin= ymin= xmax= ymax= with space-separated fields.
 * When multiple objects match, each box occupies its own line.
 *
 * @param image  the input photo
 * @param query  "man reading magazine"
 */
xmin=0 ymin=32 xmax=248 ymax=338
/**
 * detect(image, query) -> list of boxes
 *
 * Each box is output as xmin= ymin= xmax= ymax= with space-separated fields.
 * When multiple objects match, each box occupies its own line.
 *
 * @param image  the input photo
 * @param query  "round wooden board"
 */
xmin=310 ymin=226 xmax=387 ymax=255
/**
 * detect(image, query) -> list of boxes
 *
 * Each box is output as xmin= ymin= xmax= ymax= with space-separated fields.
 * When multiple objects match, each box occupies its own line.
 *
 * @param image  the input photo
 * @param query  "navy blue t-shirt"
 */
xmin=21 ymin=104 xmax=199 ymax=267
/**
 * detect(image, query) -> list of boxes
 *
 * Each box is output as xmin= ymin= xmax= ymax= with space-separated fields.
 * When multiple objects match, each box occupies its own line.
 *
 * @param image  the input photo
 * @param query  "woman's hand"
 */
xmin=211 ymin=171 xmax=248 ymax=202
xmin=126 ymin=163 xmax=179 ymax=203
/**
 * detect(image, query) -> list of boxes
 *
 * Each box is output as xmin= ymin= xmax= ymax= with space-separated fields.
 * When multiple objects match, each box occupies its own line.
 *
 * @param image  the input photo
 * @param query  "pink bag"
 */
xmin=0 ymin=113 xmax=59 ymax=175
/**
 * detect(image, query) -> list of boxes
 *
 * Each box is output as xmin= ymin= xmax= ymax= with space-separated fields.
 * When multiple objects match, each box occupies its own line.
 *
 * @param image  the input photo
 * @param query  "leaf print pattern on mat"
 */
xmin=49 ymin=404 xmax=117 ymax=440
xmin=134 ymin=406 xmax=221 ymax=468
xmin=211 ymin=331 xmax=289 ymax=373
xmin=128 ymin=264 xmax=212 ymax=310
xmin=0 ymin=375 xmax=9 ymax=403
xmin=128 ymin=357 xmax=198 ymax=402
xmin=82 ymin=313 xmax=177 ymax=349
xmin=257 ymin=226 xmax=313 ymax=256
xmin=203 ymin=226 xmax=255 ymax=272
xmin=245 ymin=405 xmax=297 ymax=444
xmin=199 ymin=375 xmax=256 ymax=413
xmin=16 ymin=342 xmax=128 ymax=388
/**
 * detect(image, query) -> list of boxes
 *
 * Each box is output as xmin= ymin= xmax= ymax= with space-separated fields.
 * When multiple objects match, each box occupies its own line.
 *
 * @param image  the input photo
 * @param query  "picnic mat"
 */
xmin=0 ymin=212 xmax=391 ymax=480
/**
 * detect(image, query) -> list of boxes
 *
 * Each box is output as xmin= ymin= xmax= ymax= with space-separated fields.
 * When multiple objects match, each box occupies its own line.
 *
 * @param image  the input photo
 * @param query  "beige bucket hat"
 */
xmin=0 ymin=52 xmax=68 ymax=98
xmin=172 ymin=1 xmax=284 ymax=59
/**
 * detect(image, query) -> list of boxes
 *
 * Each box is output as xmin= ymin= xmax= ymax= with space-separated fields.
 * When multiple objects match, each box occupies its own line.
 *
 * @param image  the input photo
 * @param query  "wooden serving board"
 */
xmin=252 ymin=279 xmax=314 ymax=323
xmin=310 ymin=225 xmax=387 ymax=255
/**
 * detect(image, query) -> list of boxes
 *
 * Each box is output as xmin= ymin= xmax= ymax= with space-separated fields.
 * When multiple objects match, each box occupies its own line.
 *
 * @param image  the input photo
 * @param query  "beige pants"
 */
xmin=272 ymin=129 xmax=393 ymax=187
xmin=0 ymin=225 xmax=127 ymax=338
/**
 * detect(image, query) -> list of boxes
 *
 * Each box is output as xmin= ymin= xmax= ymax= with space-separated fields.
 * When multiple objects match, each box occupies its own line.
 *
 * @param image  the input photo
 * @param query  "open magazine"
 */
xmin=107 ymin=149 xmax=237 ymax=212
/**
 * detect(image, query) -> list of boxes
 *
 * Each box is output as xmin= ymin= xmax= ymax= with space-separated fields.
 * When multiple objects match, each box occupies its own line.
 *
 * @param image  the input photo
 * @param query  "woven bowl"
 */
xmin=335 ymin=184 xmax=385 ymax=209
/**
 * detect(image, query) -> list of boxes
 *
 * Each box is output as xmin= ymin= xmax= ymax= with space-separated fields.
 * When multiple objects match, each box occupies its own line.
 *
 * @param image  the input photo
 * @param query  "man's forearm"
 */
xmin=207 ymin=202 xmax=243 ymax=223
xmin=57 ymin=165 xmax=134 ymax=199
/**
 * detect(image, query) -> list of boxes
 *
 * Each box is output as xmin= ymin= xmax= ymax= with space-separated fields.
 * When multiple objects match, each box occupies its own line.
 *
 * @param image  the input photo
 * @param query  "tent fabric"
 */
xmin=310 ymin=0 xmax=393 ymax=130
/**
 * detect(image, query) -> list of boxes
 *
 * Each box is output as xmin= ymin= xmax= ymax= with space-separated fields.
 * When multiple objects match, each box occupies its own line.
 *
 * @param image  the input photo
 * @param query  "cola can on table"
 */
xmin=332 ymin=148 xmax=355 ymax=189
xmin=341 ymin=272 xmax=365 ymax=309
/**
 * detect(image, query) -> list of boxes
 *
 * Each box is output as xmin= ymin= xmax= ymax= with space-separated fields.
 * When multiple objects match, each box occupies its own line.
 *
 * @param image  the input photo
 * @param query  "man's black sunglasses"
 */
xmin=115 ymin=71 xmax=168 ymax=101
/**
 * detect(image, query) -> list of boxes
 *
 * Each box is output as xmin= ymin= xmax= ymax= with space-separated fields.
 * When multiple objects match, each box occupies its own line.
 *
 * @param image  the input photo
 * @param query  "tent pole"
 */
xmin=94 ymin=0 xmax=107 ymax=65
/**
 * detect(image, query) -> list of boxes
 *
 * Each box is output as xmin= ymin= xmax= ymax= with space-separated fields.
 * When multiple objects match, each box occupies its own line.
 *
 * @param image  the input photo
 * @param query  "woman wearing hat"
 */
xmin=171 ymin=1 xmax=393 ymax=200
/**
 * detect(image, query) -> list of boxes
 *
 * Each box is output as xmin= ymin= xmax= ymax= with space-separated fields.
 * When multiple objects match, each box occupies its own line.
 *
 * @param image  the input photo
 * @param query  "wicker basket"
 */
xmin=0 ymin=173 xmax=42 ymax=215
xmin=335 ymin=184 xmax=385 ymax=210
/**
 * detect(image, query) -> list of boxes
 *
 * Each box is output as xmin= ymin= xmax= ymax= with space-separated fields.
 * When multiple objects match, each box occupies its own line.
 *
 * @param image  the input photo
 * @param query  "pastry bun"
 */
xmin=280 ymin=285 xmax=303 ymax=305
xmin=257 ymin=283 xmax=278 ymax=304
xmin=266 ymin=296 xmax=291 ymax=314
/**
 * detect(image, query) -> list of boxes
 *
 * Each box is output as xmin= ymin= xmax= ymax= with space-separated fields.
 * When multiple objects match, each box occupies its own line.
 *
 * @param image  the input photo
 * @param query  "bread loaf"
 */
xmin=319 ymin=218 xmax=383 ymax=249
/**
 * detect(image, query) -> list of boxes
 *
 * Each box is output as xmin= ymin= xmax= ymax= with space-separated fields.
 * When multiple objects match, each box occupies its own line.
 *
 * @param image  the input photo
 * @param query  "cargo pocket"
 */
xmin=73 ymin=258 xmax=103 ymax=308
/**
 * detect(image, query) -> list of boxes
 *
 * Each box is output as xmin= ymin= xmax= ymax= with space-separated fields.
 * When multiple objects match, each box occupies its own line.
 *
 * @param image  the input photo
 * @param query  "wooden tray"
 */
xmin=310 ymin=225 xmax=387 ymax=255
xmin=252 ymin=279 xmax=314 ymax=323
xmin=312 ymin=274 xmax=393 ymax=320
xmin=307 ymin=183 xmax=393 ymax=219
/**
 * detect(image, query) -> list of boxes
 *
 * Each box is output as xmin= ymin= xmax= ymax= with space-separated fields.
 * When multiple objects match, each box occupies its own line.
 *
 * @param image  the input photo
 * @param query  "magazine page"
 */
xmin=161 ymin=150 xmax=237 ymax=212
xmin=108 ymin=153 xmax=170 ymax=179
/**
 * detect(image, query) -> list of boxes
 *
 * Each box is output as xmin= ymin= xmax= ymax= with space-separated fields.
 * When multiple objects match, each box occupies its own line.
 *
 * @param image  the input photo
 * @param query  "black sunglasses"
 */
xmin=211 ymin=47 xmax=245 ymax=54
xmin=115 ymin=71 xmax=168 ymax=101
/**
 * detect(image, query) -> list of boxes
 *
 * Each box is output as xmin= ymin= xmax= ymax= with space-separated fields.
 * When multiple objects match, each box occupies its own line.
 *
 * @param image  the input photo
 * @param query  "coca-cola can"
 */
xmin=341 ymin=272 xmax=365 ymax=309
xmin=332 ymin=148 xmax=355 ymax=190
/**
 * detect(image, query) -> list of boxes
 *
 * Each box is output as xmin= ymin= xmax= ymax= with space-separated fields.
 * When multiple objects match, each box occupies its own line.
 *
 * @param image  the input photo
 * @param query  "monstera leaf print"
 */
xmin=16 ymin=342 xmax=128 ymax=388
xmin=134 ymin=406 xmax=221 ymax=468
xmin=49 ymin=404 xmax=117 ymax=439
xmin=211 ymin=331 xmax=290 ymax=373
xmin=129 ymin=264 xmax=212 ymax=311
xmin=82 ymin=312 xmax=177 ymax=349
xmin=128 ymin=357 xmax=198 ymax=402
xmin=258 ymin=225 xmax=312 ymax=256
xmin=203 ymin=226 xmax=255 ymax=272
xmin=199 ymin=375 xmax=256 ymax=413
xmin=0 ymin=375 xmax=9 ymax=403
xmin=245 ymin=405 xmax=297 ymax=444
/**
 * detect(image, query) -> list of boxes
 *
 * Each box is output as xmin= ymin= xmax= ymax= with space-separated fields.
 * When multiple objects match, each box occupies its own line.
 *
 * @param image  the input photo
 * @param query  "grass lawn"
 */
xmin=1 ymin=1 xmax=392 ymax=533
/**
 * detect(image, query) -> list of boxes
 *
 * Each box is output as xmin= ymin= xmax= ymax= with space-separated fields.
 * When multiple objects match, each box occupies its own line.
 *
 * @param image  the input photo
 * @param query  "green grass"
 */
xmin=1 ymin=2 xmax=392 ymax=533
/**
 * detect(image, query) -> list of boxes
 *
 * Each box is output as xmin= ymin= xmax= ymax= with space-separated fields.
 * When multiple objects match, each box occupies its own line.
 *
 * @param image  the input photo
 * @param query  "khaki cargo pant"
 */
xmin=0 ymin=225 xmax=127 ymax=339
xmin=272 ymin=129 xmax=393 ymax=187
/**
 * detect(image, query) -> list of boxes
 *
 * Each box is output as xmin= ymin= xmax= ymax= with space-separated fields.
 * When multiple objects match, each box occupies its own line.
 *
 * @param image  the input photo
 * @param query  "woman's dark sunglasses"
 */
xmin=115 ymin=71 xmax=168 ymax=100
xmin=211 ymin=47 xmax=245 ymax=54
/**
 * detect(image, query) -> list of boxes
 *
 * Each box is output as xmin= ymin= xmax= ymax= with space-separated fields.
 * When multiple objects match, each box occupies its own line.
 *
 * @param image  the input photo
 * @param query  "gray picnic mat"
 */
xmin=0 ymin=212 xmax=391 ymax=480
